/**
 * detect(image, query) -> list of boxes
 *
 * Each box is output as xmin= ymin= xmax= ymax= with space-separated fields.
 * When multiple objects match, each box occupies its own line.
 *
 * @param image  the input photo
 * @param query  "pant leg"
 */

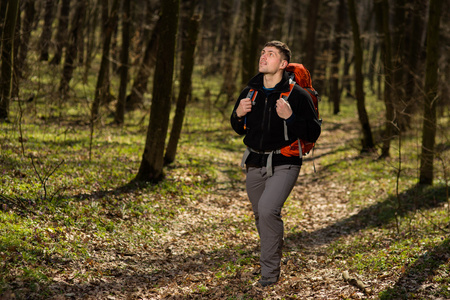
xmin=246 ymin=164 xmax=300 ymax=277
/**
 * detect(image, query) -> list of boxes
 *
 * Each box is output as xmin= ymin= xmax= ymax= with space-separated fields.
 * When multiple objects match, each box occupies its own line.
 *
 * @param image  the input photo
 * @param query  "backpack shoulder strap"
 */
xmin=280 ymin=79 xmax=296 ymax=101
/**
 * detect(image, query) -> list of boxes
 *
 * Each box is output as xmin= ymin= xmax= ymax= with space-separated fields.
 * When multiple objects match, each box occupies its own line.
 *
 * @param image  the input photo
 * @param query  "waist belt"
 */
xmin=241 ymin=147 xmax=281 ymax=177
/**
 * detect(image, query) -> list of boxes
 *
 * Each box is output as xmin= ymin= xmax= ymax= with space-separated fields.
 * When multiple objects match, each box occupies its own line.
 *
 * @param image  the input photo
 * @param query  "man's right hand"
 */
xmin=236 ymin=98 xmax=252 ymax=117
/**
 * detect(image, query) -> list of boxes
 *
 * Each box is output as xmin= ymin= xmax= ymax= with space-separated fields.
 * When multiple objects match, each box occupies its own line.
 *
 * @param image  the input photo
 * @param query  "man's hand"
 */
xmin=276 ymin=98 xmax=292 ymax=119
xmin=236 ymin=98 xmax=252 ymax=118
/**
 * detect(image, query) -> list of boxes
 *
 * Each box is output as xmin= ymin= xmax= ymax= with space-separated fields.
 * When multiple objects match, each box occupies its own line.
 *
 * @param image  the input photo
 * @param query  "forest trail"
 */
xmin=41 ymin=117 xmax=387 ymax=299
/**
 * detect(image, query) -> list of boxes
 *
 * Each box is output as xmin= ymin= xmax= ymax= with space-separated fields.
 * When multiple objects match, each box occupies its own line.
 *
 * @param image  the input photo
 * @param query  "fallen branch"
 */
xmin=342 ymin=270 xmax=372 ymax=295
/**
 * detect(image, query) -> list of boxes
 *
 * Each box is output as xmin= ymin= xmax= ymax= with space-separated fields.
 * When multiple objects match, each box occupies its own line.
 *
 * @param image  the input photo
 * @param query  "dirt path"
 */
xmin=40 ymin=119 xmax=384 ymax=300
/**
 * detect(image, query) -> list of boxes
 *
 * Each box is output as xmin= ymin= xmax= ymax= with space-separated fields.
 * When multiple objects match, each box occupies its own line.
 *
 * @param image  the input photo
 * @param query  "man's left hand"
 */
xmin=276 ymin=98 xmax=292 ymax=119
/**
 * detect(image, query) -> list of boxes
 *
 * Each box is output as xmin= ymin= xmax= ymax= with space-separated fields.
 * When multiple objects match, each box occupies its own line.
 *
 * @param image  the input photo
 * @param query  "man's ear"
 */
xmin=280 ymin=60 xmax=288 ymax=69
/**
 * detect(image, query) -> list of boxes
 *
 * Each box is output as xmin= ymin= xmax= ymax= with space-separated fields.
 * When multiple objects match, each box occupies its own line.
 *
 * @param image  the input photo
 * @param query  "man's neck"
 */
xmin=263 ymin=72 xmax=283 ymax=88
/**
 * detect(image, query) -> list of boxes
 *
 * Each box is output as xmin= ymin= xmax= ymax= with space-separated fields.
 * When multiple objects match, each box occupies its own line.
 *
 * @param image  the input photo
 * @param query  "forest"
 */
xmin=0 ymin=0 xmax=449 ymax=299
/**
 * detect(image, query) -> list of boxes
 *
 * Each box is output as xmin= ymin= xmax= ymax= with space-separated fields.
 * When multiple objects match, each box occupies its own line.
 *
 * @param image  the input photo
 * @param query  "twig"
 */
xmin=342 ymin=270 xmax=372 ymax=295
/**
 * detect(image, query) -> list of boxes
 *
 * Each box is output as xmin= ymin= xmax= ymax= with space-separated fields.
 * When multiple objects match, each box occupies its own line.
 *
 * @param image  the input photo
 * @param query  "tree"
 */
xmin=17 ymin=0 xmax=36 ymax=78
xmin=347 ymin=0 xmax=375 ymax=152
xmin=165 ymin=13 xmax=200 ymax=165
xmin=50 ymin=0 xmax=71 ymax=65
xmin=0 ymin=0 xmax=19 ymax=121
xmin=374 ymin=0 xmax=396 ymax=158
xmin=303 ymin=0 xmax=321 ymax=76
xmin=126 ymin=15 xmax=161 ymax=110
xmin=114 ymin=0 xmax=132 ymax=125
xmin=38 ymin=0 xmax=56 ymax=61
xmin=134 ymin=0 xmax=180 ymax=182
xmin=91 ymin=0 xmax=119 ymax=122
xmin=330 ymin=0 xmax=346 ymax=115
xmin=59 ymin=0 xmax=85 ymax=99
xmin=419 ymin=0 xmax=443 ymax=185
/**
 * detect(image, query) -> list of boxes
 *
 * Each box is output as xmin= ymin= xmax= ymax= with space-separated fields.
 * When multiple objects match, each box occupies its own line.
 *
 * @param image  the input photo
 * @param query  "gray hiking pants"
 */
xmin=246 ymin=164 xmax=300 ymax=278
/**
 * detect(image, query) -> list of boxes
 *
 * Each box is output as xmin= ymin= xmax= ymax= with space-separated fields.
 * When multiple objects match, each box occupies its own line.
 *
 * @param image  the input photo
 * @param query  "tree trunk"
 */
xmin=17 ymin=0 xmax=36 ymax=78
xmin=303 ymin=0 xmax=321 ymax=76
xmin=91 ymin=0 xmax=119 ymax=122
xmin=347 ymin=0 xmax=375 ymax=152
xmin=126 ymin=15 xmax=161 ymax=110
xmin=375 ymin=0 xmax=396 ymax=158
xmin=59 ymin=0 xmax=85 ymax=100
xmin=247 ymin=0 xmax=263 ymax=76
xmin=38 ymin=0 xmax=56 ymax=61
xmin=114 ymin=0 xmax=131 ymax=125
xmin=330 ymin=0 xmax=345 ymax=115
xmin=165 ymin=14 xmax=200 ymax=165
xmin=419 ymin=0 xmax=443 ymax=185
xmin=134 ymin=0 xmax=180 ymax=183
xmin=83 ymin=1 xmax=99 ymax=83
xmin=0 ymin=0 xmax=19 ymax=121
xmin=50 ymin=0 xmax=71 ymax=65
xmin=403 ymin=0 xmax=427 ymax=126
xmin=240 ymin=0 xmax=253 ymax=85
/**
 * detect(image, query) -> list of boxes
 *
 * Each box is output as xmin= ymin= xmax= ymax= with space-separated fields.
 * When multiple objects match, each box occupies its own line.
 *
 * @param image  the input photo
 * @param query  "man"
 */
xmin=230 ymin=41 xmax=321 ymax=287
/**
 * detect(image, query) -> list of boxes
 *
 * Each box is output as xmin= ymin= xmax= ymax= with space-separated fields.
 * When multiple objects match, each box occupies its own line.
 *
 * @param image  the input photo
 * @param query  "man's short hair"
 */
xmin=264 ymin=40 xmax=291 ymax=64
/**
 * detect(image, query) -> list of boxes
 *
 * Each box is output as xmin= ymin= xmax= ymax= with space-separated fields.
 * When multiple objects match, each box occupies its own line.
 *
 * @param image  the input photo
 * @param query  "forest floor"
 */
xmin=1 ymin=105 xmax=449 ymax=300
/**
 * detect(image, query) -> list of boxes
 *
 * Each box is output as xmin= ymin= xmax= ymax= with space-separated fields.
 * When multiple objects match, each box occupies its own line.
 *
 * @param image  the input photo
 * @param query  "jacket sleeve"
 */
xmin=230 ymin=88 xmax=250 ymax=135
xmin=286 ymin=87 xmax=321 ymax=143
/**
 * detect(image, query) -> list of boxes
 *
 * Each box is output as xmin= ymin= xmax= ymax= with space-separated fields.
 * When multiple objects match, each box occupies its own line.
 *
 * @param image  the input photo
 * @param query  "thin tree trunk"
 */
xmin=240 ymin=0 xmax=253 ymax=85
xmin=50 ymin=0 xmax=71 ymax=65
xmin=126 ymin=16 xmax=161 ymax=110
xmin=114 ymin=0 xmax=131 ymax=125
xmin=347 ymin=0 xmax=375 ymax=152
xmin=134 ymin=0 xmax=180 ymax=183
xmin=330 ymin=0 xmax=345 ymax=115
xmin=375 ymin=0 xmax=396 ymax=158
xmin=59 ymin=0 xmax=85 ymax=100
xmin=0 ymin=0 xmax=19 ymax=121
xmin=38 ymin=0 xmax=56 ymax=61
xmin=91 ymin=0 xmax=119 ymax=122
xmin=419 ymin=0 xmax=443 ymax=185
xmin=17 ymin=0 xmax=36 ymax=78
xmin=165 ymin=14 xmax=200 ymax=165
xmin=303 ymin=0 xmax=321 ymax=75
xmin=247 ymin=0 xmax=263 ymax=76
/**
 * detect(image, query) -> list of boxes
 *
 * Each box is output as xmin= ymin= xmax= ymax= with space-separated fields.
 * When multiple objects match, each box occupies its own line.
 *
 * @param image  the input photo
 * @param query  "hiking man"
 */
xmin=230 ymin=40 xmax=321 ymax=287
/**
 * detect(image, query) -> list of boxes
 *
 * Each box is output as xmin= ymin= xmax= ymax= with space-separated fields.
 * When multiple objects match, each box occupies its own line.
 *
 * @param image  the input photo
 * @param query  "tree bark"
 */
xmin=59 ymin=0 xmax=85 ymax=100
xmin=240 ymin=0 xmax=254 ymax=85
xmin=330 ymin=0 xmax=345 ymax=115
xmin=0 ymin=0 xmax=19 ymax=121
xmin=419 ymin=0 xmax=443 ymax=185
xmin=347 ymin=0 xmax=375 ymax=152
xmin=303 ymin=0 xmax=321 ymax=76
xmin=134 ymin=0 xmax=180 ymax=183
xmin=50 ymin=0 xmax=71 ymax=65
xmin=375 ymin=0 xmax=396 ymax=158
xmin=126 ymin=15 xmax=161 ymax=110
xmin=165 ymin=14 xmax=200 ymax=165
xmin=17 ymin=0 xmax=36 ymax=78
xmin=114 ymin=0 xmax=131 ymax=125
xmin=91 ymin=0 xmax=119 ymax=122
xmin=38 ymin=0 xmax=56 ymax=61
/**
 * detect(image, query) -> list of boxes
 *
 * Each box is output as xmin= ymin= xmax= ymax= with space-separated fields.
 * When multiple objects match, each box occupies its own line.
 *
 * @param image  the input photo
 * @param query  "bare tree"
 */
xmin=50 ymin=0 xmax=71 ymax=65
xmin=0 ymin=0 xmax=20 ymax=121
xmin=347 ymin=0 xmax=375 ymax=152
xmin=38 ymin=0 xmax=56 ymax=61
xmin=165 ymin=12 xmax=200 ymax=165
xmin=419 ymin=0 xmax=444 ymax=185
xmin=114 ymin=0 xmax=132 ymax=125
xmin=303 ymin=0 xmax=321 ymax=76
xmin=134 ymin=0 xmax=180 ymax=182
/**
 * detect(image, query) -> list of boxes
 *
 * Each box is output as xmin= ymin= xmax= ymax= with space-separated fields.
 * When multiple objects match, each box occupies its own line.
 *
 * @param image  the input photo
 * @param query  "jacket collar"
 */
xmin=248 ymin=71 xmax=291 ymax=93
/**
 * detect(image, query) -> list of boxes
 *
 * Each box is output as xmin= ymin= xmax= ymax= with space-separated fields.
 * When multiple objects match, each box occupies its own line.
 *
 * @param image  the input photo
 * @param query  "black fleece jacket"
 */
xmin=230 ymin=71 xmax=321 ymax=167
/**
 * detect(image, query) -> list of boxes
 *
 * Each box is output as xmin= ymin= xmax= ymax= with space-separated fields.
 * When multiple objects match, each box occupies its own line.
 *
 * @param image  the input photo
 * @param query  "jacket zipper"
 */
xmin=259 ymin=97 xmax=268 ymax=149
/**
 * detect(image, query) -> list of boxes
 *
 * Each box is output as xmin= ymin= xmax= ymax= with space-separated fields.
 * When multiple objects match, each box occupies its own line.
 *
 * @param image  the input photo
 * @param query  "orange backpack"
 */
xmin=281 ymin=63 xmax=321 ymax=156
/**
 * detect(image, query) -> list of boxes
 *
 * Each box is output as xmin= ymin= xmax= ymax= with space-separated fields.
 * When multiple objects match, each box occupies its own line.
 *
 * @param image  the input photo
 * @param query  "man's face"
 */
xmin=258 ymin=46 xmax=287 ymax=74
